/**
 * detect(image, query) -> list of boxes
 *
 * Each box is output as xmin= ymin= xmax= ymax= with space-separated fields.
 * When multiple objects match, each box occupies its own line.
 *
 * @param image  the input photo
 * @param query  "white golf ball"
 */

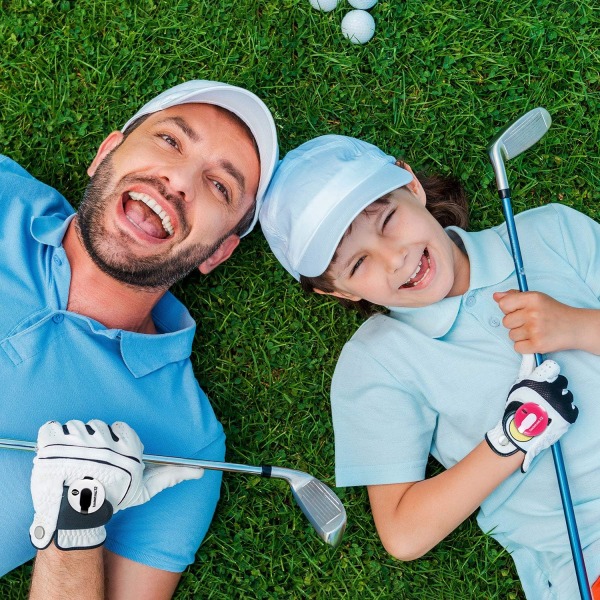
xmin=341 ymin=10 xmax=375 ymax=44
xmin=309 ymin=0 xmax=338 ymax=12
xmin=348 ymin=0 xmax=378 ymax=9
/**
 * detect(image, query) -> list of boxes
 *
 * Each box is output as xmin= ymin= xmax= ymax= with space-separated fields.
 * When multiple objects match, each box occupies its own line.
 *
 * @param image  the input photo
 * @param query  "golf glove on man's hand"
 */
xmin=30 ymin=419 xmax=203 ymax=551
xmin=485 ymin=355 xmax=578 ymax=472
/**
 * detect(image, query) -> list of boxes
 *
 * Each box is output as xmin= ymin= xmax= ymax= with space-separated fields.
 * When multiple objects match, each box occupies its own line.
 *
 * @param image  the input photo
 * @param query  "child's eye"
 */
xmin=383 ymin=209 xmax=396 ymax=230
xmin=159 ymin=134 xmax=179 ymax=149
xmin=212 ymin=180 xmax=230 ymax=201
xmin=350 ymin=256 xmax=365 ymax=276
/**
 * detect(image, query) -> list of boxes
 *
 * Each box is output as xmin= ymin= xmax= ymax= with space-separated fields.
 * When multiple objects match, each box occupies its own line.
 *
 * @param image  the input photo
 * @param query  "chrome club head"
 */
xmin=271 ymin=466 xmax=346 ymax=547
xmin=488 ymin=107 xmax=552 ymax=192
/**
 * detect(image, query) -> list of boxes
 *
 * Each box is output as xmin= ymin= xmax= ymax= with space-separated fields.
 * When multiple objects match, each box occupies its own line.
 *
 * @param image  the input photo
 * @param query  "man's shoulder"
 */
xmin=0 ymin=154 xmax=73 ymax=219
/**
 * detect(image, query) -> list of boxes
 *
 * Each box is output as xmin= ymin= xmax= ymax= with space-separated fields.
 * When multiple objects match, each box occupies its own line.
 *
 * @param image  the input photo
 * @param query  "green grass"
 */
xmin=0 ymin=0 xmax=598 ymax=597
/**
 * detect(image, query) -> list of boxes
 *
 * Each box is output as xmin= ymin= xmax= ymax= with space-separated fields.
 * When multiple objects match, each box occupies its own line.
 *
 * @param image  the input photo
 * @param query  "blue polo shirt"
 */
xmin=0 ymin=155 xmax=226 ymax=575
xmin=332 ymin=204 xmax=600 ymax=599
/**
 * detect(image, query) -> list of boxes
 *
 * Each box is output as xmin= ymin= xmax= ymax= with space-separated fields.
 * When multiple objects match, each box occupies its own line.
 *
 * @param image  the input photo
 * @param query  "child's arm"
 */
xmin=369 ymin=357 xmax=577 ymax=561
xmin=368 ymin=441 xmax=523 ymax=560
xmin=494 ymin=289 xmax=600 ymax=355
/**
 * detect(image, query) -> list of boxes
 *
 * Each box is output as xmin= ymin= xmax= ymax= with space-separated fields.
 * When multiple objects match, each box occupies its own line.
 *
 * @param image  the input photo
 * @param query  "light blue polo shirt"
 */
xmin=332 ymin=203 xmax=600 ymax=599
xmin=0 ymin=155 xmax=226 ymax=576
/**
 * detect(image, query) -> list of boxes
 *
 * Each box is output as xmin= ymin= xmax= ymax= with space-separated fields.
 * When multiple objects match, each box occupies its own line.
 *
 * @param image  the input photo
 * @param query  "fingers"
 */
xmin=517 ymin=354 xmax=536 ymax=380
xmin=493 ymin=289 xmax=521 ymax=314
xmin=136 ymin=465 xmax=204 ymax=506
xmin=529 ymin=359 xmax=560 ymax=383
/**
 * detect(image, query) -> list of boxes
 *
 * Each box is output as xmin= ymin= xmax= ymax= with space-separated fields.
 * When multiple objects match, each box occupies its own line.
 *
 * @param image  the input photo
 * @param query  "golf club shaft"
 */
xmin=500 ymin=194 xmax=591 ymax=600
xmin=0 ymin=437 xmax=281 ymax=478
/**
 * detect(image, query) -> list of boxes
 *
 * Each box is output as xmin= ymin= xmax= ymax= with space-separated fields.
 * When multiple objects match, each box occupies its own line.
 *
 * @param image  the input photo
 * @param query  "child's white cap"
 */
xmin=121 ymin=80 xmax=279 ymax=237
xmin=260 ymin=135 xmax=413 ymax=280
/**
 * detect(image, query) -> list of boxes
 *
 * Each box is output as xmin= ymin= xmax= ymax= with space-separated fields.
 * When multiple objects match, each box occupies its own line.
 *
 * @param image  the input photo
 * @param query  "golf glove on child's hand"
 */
xmin=485 ymin=355 xmax=578 ymax=472
xmin=30 ymin=419 xmax=203 ymax=551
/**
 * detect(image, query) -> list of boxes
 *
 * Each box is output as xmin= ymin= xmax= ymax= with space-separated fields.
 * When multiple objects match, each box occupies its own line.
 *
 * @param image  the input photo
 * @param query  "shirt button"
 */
xmin=466 ymin=294 xmax=476 ymax=307
xmin=53 ymin=256 xmax=63 ymax=266
xmin=52 ymin=314 xmax=64 ymax=324
xmin=490 ymin=317 xmax=500 ymax=327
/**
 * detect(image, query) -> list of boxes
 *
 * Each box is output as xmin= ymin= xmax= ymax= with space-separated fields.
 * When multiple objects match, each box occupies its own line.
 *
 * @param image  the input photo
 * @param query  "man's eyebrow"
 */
xmin=220 ymin=159 xmax=246 ymax=203
xmin=155 ymin=116 xmax=200 ymax=143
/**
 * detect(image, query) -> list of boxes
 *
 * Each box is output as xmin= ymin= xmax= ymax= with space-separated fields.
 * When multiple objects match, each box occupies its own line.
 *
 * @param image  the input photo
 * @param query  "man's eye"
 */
xmin=213 ymin=180 xmax=230 ymax=201
xmin=350 ymin=256 xmax=365 ymax=276
xmin=159 ymin=134 xmax=178 ymax=148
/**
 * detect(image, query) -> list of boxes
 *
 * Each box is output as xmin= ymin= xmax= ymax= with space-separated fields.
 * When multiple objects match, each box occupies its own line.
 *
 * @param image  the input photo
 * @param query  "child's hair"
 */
xmin=299 ymin=167 xmax=469 ymax=317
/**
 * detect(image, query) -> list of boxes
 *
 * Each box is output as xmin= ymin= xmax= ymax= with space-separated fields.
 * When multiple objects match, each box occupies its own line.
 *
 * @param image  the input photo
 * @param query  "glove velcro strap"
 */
xmin=485 ymin=422 xmax=519 ymax=457
xmin=57 ymin=485 xmax=113 ymax=531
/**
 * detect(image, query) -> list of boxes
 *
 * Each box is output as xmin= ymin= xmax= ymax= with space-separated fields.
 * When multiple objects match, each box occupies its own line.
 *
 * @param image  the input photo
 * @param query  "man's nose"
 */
xmin=158 ymin=160 xmax=199 ymax=203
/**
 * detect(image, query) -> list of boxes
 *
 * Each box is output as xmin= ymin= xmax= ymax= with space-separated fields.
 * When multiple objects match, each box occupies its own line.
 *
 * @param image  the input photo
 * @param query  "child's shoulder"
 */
xmin=340 ymin=312 xmax=410 ymax=356
xmin=514 ymin=202 xmax=589 ymax=229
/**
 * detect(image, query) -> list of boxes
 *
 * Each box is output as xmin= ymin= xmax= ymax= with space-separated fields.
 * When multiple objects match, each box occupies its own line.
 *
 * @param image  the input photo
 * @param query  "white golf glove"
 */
xmin=485 ymin=355 xmax=578 ymax=472
xmin=30 ymin=419 xmax=203 ymax=551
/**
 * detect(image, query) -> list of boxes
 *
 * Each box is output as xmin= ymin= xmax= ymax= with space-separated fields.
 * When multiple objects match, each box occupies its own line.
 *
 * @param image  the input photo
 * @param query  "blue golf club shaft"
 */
xmin=500 ymin=194 xmax=591 ymax=600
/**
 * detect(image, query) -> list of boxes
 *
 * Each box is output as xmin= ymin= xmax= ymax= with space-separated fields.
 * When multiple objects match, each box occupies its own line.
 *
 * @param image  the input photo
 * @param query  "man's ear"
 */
xmin=395 ymin=160 xmax=426 ymax=205
xmin=87 ymin=131 xmax=124 ymax=177
xmin=314 ymin=288 xmax=362 ymax=302
xmin=198 ymin=235 xmax=241 ymax=274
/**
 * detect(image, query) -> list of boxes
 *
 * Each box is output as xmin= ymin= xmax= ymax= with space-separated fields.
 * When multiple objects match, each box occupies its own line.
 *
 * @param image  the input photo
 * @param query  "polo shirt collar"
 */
xmin=30 ymin=212 xmax=196 ymax=377
xmin=388 ymin=227 xmax=515 ymax=338
xmin=31 ymin=212 xmax=76 ymax=246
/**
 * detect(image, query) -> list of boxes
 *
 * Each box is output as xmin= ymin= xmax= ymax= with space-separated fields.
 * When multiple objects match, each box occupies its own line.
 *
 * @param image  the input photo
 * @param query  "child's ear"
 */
xmin=395 ymin=160 xmax=426 ymax=205
xmin=314 ymin=288 xmax=362 ymax=302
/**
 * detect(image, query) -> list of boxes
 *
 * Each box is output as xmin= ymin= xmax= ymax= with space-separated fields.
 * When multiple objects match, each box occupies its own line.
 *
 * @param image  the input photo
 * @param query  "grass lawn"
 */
xmin=0 ymin=0 xmax=598 ymax=597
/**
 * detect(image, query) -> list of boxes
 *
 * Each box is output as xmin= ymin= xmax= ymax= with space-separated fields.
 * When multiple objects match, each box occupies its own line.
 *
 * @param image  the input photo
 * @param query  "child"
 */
xmin=259 ymin=134 xmax=600 ymax=600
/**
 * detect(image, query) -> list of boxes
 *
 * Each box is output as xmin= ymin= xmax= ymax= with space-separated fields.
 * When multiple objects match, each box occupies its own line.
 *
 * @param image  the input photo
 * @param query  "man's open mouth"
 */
xmin=400 ymin=249 xmax=430 ymax=288
xmin=123 ymin=191 xmax=174 ymax=239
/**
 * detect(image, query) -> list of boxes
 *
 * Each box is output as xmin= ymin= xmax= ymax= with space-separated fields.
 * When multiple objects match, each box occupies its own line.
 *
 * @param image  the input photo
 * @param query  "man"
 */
xmin=0 ymin=80 xmax=278 ymax=598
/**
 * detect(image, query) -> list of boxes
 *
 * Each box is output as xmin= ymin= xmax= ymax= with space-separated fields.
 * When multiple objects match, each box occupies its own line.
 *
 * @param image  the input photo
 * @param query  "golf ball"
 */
xmin=309 ymin=0 xmax=338 ymax=11
xmin=341 ymin=10 xmax=375 ymax=44
xmin=348 ymin=0 xmax=378 ymax=8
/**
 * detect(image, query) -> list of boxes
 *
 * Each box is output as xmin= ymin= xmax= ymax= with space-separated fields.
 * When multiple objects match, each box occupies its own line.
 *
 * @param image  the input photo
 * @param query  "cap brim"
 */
xmin=297 ymin=163 xmax=413 ymax=277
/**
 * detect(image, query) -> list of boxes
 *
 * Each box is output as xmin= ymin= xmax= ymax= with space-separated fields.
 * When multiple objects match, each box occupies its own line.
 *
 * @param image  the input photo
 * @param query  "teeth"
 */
xmin=403 ymin=260 xmax=422 ymax=285
xmin=128 ymin=191 xmax=174 ymax=236
xmin=403 ymin=253 xmax=430 ymax=287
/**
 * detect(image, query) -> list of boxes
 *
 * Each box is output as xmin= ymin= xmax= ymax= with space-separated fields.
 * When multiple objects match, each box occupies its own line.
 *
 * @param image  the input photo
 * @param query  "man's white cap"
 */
xmin=121 ymin=80 xmax=279 ymax=236
xmin=260 ymin=135 xmax=413 ymax=280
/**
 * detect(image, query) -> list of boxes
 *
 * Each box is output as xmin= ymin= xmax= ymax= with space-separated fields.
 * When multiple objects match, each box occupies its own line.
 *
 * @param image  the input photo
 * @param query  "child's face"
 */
xmin=322 ymin=184 xmax=470 ymax=308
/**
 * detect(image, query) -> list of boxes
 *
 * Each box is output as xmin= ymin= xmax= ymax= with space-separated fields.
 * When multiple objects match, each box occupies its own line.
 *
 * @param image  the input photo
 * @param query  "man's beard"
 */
xmin=76 ymin=152 xmax=228 ymax=291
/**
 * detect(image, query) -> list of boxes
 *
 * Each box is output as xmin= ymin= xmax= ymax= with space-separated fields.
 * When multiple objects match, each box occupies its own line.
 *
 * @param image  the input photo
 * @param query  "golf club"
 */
xmin=488 ymin=107 xmax=591 ymax=599
xmin=0 ymin=437 xmax=347 ymax=548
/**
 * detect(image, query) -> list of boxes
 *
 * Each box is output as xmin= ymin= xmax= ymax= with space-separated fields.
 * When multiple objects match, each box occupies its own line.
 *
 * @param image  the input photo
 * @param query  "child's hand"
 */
xmin=493 ymin=290 xmax=580 ymax=354
xmin=485 ymin=355 xmax=578 ymax=472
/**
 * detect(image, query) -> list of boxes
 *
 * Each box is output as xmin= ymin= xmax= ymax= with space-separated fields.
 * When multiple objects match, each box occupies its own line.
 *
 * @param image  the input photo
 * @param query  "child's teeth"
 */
xmin=404 ymin=260 xmax=422 ymax=284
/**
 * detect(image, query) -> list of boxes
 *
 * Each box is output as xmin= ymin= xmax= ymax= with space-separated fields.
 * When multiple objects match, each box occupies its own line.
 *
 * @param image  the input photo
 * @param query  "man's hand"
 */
xmin=485 ymin=355 xmax=578 ymax=472
xmin=493 ymin=290 xmax=582 ymax=354
xmin=30 ymin=419 xmax=203 ymax=551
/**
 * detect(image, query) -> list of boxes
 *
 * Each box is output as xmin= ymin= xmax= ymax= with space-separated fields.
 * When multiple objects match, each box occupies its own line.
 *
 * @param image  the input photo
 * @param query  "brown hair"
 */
xmin=299 ymin=168 xmax=469 ymax=317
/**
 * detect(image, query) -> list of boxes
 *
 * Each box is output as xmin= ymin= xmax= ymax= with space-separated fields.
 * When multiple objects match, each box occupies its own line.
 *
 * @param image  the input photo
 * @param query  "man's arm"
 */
xmin=30 ymin=545 xmax=103 ymax=600
xmin=104 ymin=551 xmax=181 ymax=600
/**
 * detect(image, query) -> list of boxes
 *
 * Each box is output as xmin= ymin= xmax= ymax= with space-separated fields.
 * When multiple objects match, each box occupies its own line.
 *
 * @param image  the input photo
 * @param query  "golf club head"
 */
xmin=271 ymin=467 xmax=347 ymax=547
xmin=488 ymin=107 xmax=552 ymax=192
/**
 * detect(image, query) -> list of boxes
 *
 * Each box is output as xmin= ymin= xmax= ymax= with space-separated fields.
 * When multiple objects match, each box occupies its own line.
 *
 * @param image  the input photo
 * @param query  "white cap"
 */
xmin=121 ymin=80 xmax=279 ymax=236
xmin=260 ymin=135 xmax=413 ymax=280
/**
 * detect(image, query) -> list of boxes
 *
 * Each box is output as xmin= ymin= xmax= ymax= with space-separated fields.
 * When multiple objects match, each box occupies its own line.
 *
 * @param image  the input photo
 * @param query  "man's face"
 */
xmin=77 ymin=103 xmax=260 ymax=289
